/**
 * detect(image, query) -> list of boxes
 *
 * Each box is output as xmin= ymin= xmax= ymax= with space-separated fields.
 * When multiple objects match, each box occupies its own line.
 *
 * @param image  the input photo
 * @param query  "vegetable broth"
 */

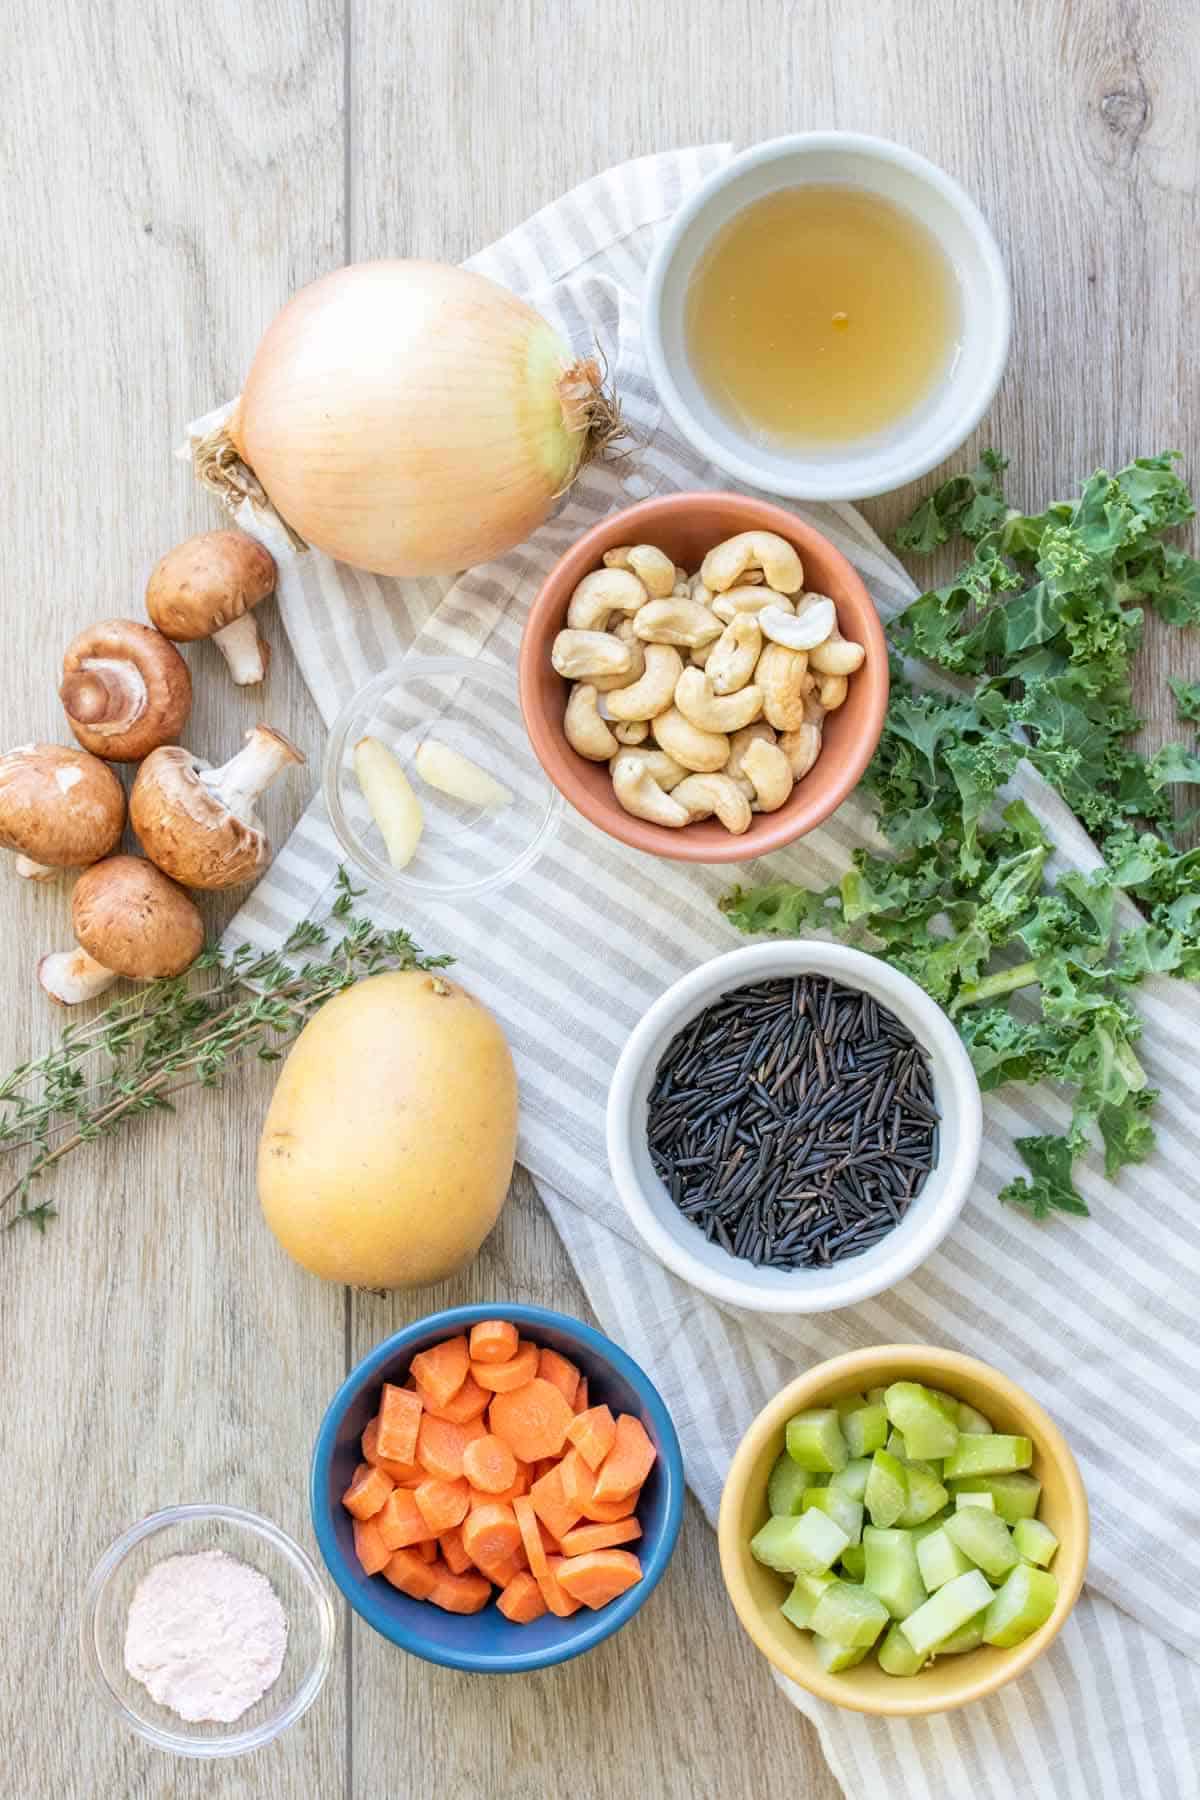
xmin=685 ymin=185 xmax=959 ymax=447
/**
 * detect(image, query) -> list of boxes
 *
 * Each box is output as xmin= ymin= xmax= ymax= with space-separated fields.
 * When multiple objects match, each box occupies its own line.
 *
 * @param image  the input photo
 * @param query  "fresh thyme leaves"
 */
xmin=0 ymin=867 xmax=452 ymax=1230
xmin=722 ymin=454 xmax=1200 ymax=1220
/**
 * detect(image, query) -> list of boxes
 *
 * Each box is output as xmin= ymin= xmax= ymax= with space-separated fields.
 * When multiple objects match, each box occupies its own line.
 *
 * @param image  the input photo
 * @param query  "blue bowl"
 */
xmin=311 ymin=1303 xmax=685 ymax=1673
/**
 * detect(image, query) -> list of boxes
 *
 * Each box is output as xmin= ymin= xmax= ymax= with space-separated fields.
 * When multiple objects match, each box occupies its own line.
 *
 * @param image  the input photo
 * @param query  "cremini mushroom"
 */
xmin=779 ymin=723 xmax=823 ymax=779
xmin=674 ymin=666 xmax=764 ymax=735
xmin=809 ymin=625 xmax=867 ymax=676
xmin=610 ymin=754 xmax=689 ymax=828
xmin=725 ymin=721 xmax=777 ymax=783
xmin=706 ymin=614 xmax=762 ymax=695
xmin=565 ymin=568 xmax=647 ymax=632
xmin=0 ymin=744 xmax=126 ymax=880
xmin=564 ymin=683 xmax=619 ymax=761
xmin=741 ymin=738 xmax=794 ymax=813
xmin=759 ymin=597 xmax=836 ymax=652
xmin=37 ymin=855 xmax=204 ymax=1005
xmin=130 ymin=724 xmax=304 ymax=890
xmin=711 ymin=585 xmax=790 ymax=624
xmin=146 ymin=529 xmax=278 ymax=686
xmin=670 ymin=772 xmax=753 ymax=834
xmin=605 ymin=644 xmax=683 ymax=722
xmin=757 ymin=642 xmax=811 ymax=731
xmin=653 ymin=705 xmax=729 ymax=773
xmin=551 ymin=628 xmax=634 ymax=683
xmin=700 ymin=530 xmax=804 ymax=595
xmin=59 ymin=619 xmax=192 ymax=763
xmin=631 ymin=598 xmax=723 ymax=649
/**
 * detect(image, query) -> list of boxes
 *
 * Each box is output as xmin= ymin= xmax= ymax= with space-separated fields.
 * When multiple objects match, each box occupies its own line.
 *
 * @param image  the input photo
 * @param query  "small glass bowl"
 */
xmin=81 ymin=1504 xmax=336 ymax=1760
xmin=323 ymin=656 xmax=564 ymax=902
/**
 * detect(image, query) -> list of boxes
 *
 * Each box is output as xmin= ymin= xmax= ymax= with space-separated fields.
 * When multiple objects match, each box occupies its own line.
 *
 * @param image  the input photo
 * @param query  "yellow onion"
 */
xmin=211 ymin=261 xmax=617 ymax=577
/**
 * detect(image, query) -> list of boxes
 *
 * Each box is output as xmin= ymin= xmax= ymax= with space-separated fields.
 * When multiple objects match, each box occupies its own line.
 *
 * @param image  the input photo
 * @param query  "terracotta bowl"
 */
xmin=518 ymin=493 xmax=889 ymax=862
xmin=718 ymin=1347 xmax=1089 ymax=1716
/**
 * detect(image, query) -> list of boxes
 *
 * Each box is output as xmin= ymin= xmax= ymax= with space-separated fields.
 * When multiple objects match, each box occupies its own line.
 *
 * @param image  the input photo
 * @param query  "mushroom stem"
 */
xmin=212 ymin=613 xmax=271 ymax=685
xmin=37 ymin=948 xmax=118 ymax=1006
xmin=201 ymin=725 xmax=303 ymax=822
xmin=15 ymin=855 xmax=58 ymax=881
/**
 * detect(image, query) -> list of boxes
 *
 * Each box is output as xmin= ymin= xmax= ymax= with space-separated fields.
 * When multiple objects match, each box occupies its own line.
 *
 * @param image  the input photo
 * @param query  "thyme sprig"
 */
xmin=0 ymin=868 xmax=452 ymax=1231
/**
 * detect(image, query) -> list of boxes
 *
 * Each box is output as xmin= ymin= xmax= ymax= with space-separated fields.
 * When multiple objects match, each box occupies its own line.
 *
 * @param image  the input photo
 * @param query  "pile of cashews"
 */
xmin=550 ymin=530 xmax=866 ymax=834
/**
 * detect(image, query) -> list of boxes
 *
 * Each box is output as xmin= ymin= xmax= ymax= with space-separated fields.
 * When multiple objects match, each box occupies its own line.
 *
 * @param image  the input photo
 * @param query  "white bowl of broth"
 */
xmin=643 ymin=134 xmax=1010 ymax=499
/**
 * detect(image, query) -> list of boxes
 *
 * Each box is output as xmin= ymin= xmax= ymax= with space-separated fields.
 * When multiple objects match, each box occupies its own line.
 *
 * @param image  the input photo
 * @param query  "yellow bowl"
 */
xmin=717 ymin=1346 xmax=1089 ymax=1716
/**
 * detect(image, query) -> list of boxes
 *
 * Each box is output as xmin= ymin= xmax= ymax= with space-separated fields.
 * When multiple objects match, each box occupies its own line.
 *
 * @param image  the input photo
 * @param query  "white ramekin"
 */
xmin=642 ymin=133 xmax=1011 ymax=500
xmin=606 ymin=942 xmax=982 ymax=1314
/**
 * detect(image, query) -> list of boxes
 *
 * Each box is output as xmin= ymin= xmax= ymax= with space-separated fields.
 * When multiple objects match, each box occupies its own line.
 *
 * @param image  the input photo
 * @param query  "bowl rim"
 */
xmin=79 ymin=1502 xmax=337 ymax=1759
xmin=716 ymin=1345 xmax=1090 ymax=1715
xmin=518 ymin=491 xmax=889 ymax=863
xmin=642 ymin=131 xmax=1012 ymax=500
xmin=606 ymin=941 xmax=982 ymax=1313
xmin=310 ymin=1302 xmax=686 ymax=1673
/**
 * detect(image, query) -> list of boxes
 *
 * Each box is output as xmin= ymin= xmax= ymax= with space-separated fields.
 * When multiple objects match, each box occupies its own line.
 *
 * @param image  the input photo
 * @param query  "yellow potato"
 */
xmin=258 ymin=969 xmax=517 ymax=1288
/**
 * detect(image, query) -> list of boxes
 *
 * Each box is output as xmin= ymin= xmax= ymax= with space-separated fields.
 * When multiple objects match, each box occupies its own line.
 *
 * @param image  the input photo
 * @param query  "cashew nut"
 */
xmin=689 ymin=640 xmax=716 ymax=669
xmin=653 ymin=706 xmax=730 ymax=773
xmin=759 ymin=597 xmax=836 ymax=652
xmin=611 ymin=747 xmax=687 ymax=791
xmin=610 ymin=757 xmax=689 ymax=828
xmin=551 ymin=629 xmax=633 ymax=682
xmin=817 ymin=672 xmax=849 ymax=710
xmin=757 ymin=642 xmax=811 ymax=731
xmin=711 ymin=586 xmax=793 ymax=624
xmin=674 ymin=666 xmax=764 ymax=735
xmin=809 ymin=624 xmax=867 ymax=676
xmin=706 ymin=614 xmax=762 ymax=695
xmin=626 ymin=545 xmax=676 ymax=597
xmin=725 ymin=721 xmax=777 ymax=781
xmin=779 ymin=723 xmax=823 ymax=779
xmin=566 ymin=567 xmax=648 ymax=631
xmin=671 ymin=773 xmax=753 ymax=835
xmin=605 ymin=643 xmax=683 ymax=721
xmin=591 ymin=620 xmax=646 ymax=693
xmin=614 ymin=719 xmax=650 ymax=745
xmin=564 ymin=683 xmax=619 ymax=761
xmin=689 ymin=574 xmax=718 ymax=607
xmin=803 ymin=687 xmax=826 ymax=726
xmin=602 ymin=545 xmax=633 ymax=569
xmin=741 ymin=738 xmax=794 ymax=813
xmin=672 ymin=565 xmax=690 ymax=596
xmin=632 ymin=598 xmax=723 ymax=649
xmin=701 ymin=531 xmax=804 ymax=595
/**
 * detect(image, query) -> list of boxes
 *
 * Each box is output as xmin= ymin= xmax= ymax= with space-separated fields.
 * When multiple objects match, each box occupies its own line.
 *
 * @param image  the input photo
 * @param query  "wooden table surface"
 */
xmin=2 ymin=3 xmax=1196 ymax=1796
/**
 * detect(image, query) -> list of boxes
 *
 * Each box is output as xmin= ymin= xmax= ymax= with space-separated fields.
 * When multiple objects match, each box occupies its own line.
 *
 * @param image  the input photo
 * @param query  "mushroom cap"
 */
xmin=130 ymin=745 xmax=271 ymax=890
xmin=146 ymin=530 xmax=277 ymax=643
xmin=0 ymin=744 xmax=125 ymax=867
xmin=60 ymin=619 xmax=192 ymax=762
xmin=72 ymin=855 xmax=204 ymax=979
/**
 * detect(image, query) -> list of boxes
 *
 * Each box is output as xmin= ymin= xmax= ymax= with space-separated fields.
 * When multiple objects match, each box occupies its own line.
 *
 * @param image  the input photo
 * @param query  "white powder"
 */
xmin=123 ymin=1549 xmax=289 ymax=1724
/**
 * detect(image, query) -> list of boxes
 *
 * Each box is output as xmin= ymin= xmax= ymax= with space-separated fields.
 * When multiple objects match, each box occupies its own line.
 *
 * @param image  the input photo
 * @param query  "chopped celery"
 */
xmin=780 ymin=1569 xmax=834 ymax=1630
xmin=943 ymin=1434 xmax=1033 ymax=1479
xmin=956 ymin=1400 xmax=994 ymax=1435
xmin=843 ymin=1400 xmax=888 ymax=1458
xmin=751 ymin=1508 xmax=850 ymax=1575
xmin=878 ymin=1621 xmax=928 ymax=1676
xmin=884 ymin=1382 xmax=960 ymax=1460
xmin=898 ymin=1465 xmax=948 ymax=1527
xmin=916 ymin=1526 xmax=973 ymax=1592
xmin=862 ymin=1526 xmax=927 ymax=1619
xmin=927 ymin=1389 xmax=961 ymax=1421
xmin=814 ymin=1634 xmax=870 ymax=1672
xmin=839 ymin=1544 xmax=866 ymax=1581
xmin=1013 ymin=1517 xmax=1059 ymax=1567
xmin=886 ymin=1428 xmax=909 ymax=1460
xmin=866 ymin=1386 xmax=887 ymax=1405
xmin=835 ymin=1392 xmax=869 ymax=1421
xmin=944 ymin=1508 xmax=1019 ymax=1580
xmin=767 ymin=1452 xmax=808 ymax=1517
xmin=934 ymin=1611 xmax=987 ymax=1654
xmin=948 ymin=1473 xmax=1042 ymax=1523
xmin=864 ymin=1450 xmax=908 ymax=1529
xmin=911 ymin=1514 xmax=951 ymax=1543
xmin=900 ymin=1570 xmax=994 ymax=1657
xmin=803 ymin=1486 xmax=864 ymax=1546
xmin=830 ymin=1458 xmax=871 ymax=1503
xmin=810 ymin=1579 xmax=890 ymax=1648
xmin=983 ymin=1564 xmax=1058 ymax=1647
xmin=786 ymin=1408 xmax=849 ymax=1474
xmin=955 ymin=1491 xmax=996 ymax=1512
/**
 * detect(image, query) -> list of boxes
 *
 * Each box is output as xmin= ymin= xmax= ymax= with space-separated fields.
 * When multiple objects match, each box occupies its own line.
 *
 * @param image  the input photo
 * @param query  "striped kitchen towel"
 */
xmin=192 ymin=147 xmax=1200 ymax=1798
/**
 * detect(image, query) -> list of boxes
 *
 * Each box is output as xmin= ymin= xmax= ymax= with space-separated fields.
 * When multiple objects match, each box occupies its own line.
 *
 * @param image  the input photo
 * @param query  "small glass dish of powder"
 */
xmin=81 ymin=1505 xmax=335 ymax=1759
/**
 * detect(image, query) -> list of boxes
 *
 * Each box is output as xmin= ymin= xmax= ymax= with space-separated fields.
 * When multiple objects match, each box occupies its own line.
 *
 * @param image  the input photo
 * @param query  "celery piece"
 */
xmin=786 ymin=1408 xmax=849 ymax=1474
xmin=767 ymin=1451 xmax=809 ymax=1517
xmin=866 ymin=1386 xmax=887 ymax=1405
xmin=814 ymin=1634 xmax=870 ymax=1673
xmin=811 ymin=1579 xmax=890 ymax=1648
xmin=803 ymin=1486 xmax=864 ymax=1546
xmin=900 ymin=1570 xmax=994 ymax=1657
xmin=956 ymin=1491 xmax=996 ymax=1512
xmin=886 ymin=1428 xmax=908 ymax=1461
xmin=944 ymin=1508 xmax=1020 ymax=1581
xmin=839 ymin=1544 xmax=867 ymax=1582
xmin=983 ymin=1564 xmax=1058 ymax=1647
xmin=835 ymin=1392 xmax=869 ymax=1422
xmin=1013 ymin=1517 xmax=1059 ymax=1567
xmin=751 ymin=1507 xmax=850 ymax=1575
xmin=878 ymin=1621 xmax=928 ymax=1676
xmin=780 ymin=1569 xmax=834 ymax=1631
xmin=943 ymin=1434 xmax=1032 ymax=1479
xmin=911 ymin=1514 xmax=951 ymax=1543
xmin=864 ymin=1450 xmax=908 ymax=1529
xmin=916 ymin=1526 xmax=973 ymax=1592
xmin=830 ymin=1458 xmax=871 ymax=1503
xmin=884 ymin=1382 xmax=960 ymax=1460
xmin=862 ymin=1526 xmax=927 ymax=1620
xmin=948 ymin=1473 xmax=1042 ymax=1524
xmin=956 ymin=1401 xmax=994 ymax=1436
xmin=934 ymin=1611 xmax=987 ymax=1654
xmin=927 ymin=1388 xmax=961 ymax=1421
xmin=898 ymin=1466 xmax=949 ymax=1527
xmin=843 ymin=1401 xmax=889 ymax=1458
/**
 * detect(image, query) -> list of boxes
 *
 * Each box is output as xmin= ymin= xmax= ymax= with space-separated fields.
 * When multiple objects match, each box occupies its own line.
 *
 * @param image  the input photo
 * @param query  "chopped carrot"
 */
xmin=532 ymin=1457 xmax=559 ymax=1483
xmin=415 ymin=1371 xmax=491 ymax=1424
xmin=529 ymin=1459 xmax=582 ymax=1543
xmin=471 ymin=1340 xmax=539 ymax=1393
xmin=473 ymin=1549 xmax=526 ymax=1589
xmin=469 ymin=1469 xmax=528 ymax=1509
xmin=342 ymin=1461 xmax=395 ymax=1521
xmin=383 ymin=1548 xmax=439 ymax=1600
xmin=428 ymin=1568 xmax=492 ymax=1614
xmin=416 ymin=1537 xmax=439 ymax=1565
xmin=555 ymin=1548 xmax=643 ymax=1609
xmin=558 ymin=1448 xmax=597 ymax=1513
xmin=513 ymin=1494 xmax=549 ymax=1580
xmin=535 ymin=1555 xmax=583 ymax=1618
xmin=409 ymin=1335 xmax=470 ymax=1409
xmin=352 ymin=1515 xmax=391 ymax=1576
xmin=462 ymin=1434 xmax=519 ymax=1495
xmin=537 ymin=1347 xmax=581 ymax=1408
xmin=581 ymin=1486 xmax=642 ymax=1524
xmin=362 ymin=1416 xmax=423 ymax=1484
xmin=438 ymin=1526 xmax=473 ymax=1575
xmin=559 ymin=1517 xmax=642 ymax=1556
xmin=565 ymin=1404 xmax=617 ymax=1472
xmin=415 ymin=1413 xmax=488 ymax=1483
xmin=593 ymin=1414 xmax=657 ymax=1504
xmin=377 ymin=1487 xmax=439 ymax=1551
xmin=461 ymin=1501 xmax=522 ymax=1570
xmin=497 ymin=1569 xmax=547 ymax=1624
xmin=573 ymin=1376 xmax=590 ymax=1414
xmin=413 ymin=1475 xmax=471 ymax=1534
xmin=488 ymin=1377 xmax=574 ymax=1463
xmin=469 ymin=1319 xmax=519 ymax=1365
xmin=376 ymin=1383 xmax=423 ymax=1466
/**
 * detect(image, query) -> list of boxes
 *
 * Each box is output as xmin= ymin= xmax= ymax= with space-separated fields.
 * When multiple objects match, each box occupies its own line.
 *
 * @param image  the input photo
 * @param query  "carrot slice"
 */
xmin=409 ymin=1336 xmax=470 ymax=1409
xmin=537 ymin=1347 xmax=581 ymax=1408
xmin=438 ymin=1526 xmax=473 ymax=1575
xmin=416 ymin=1413 xmax=488 ymax=1483
xmin=377 ymin=1487 xmax=439 ymax=1551
xmin=417 ymin=1537 xmax=439 ymax=1564
xmin=559 ymin=1517 xmax=642 ymax=1556
xmin=362 ymin=1416 xmax=423 ymax=1484
xmin=593 ymin=1414 xmax=657 ymax=1504
xmin=558 ymin=1448 xmax=597 ymax=1513
xmin=529 ymin=1460 xmax=582 ymax=1543
xmin=488 ymin=1378 xmax=574 ymax=1463
xmin=352 ymin=1515 xmax=391 ymax=1576
xmin=376 ymin=1383 xmax=423 ymax=1465
xmin=572 ymin=1376 xmax=590 ymax=1415
xmin=565 ymin=1404 xmax=617 ymax=1472
xmin=413 ymin=1476 xmax=471 ymax=1534
xmin=428 ymin=1568 xmax=492 ymax=1614
xmin=513 ymin=1495 xmax=549 ymax=1580
xmin=462 ymin=1434 xmax=519 ymax=1495
xmin=469 ymin=1319 xmax=519 ymax=1365
xmin=469 ymin=1469 xmax=528 ymax=1509
xmin=383 ymin=1548 xmax=439 ymax=1600
xmin=536 ymin=1555 xmax=582 ymax=1618
xmin=473 ymin=1549 xmax=526 ymax=1589
xmin=415 ymin=1371 xmax=491 ymax=1424
xmin=471 ymin=1340 xmax=539 ymax=1393
xmin=461 ymin=1501 xmax=522 ymax=1570
xmin=342 ymin=1461 xmax=395 ymax=1521
xmin=497 ymin=1568 xmax=547 ymax=1624
xmin=556 ymin=1548 xmax=643 ymax=1609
